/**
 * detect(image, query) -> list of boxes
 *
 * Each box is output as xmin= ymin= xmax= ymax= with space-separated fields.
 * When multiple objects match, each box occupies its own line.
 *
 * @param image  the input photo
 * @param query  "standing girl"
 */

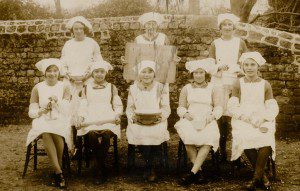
xmin=61 ymin=16 xmax=103 ymax=155
xmin=209 ymin=13 xmax=248 ymax=161
xmin=26 ymin=58 xmax=71 ymax=188
xmin=74 ymin=61 xmax=123 ymax=184
xmin=228 ymin=52 xmax=279 ymax=190
xmin=126 ymin=60 xmax=170 ymax=182
xmin=175 ymin=58 xmax=223 ymax=186
xmin=135 ymin=12 xmax=169 ymax=45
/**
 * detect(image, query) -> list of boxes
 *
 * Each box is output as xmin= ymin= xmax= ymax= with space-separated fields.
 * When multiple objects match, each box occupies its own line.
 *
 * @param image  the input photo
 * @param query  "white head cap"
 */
xmin=217 ymin=13 xmax=240 ymax=28
xmin=66 ymin=16 xmax=93 ymax=31
xmin=90 ymin=60 xmax=113 ymax=73
xmin=138 ymin=12 xmax=164 ymax=26
xmin=239 ymin=52 xmax=266 ymax=66
xmin=35 ymin=58 xmax=62 ymax=74
xmin=185 ymin=58 xmax=216 ymax=74
xmin=137 ymin=60 xmax=158 ymax=74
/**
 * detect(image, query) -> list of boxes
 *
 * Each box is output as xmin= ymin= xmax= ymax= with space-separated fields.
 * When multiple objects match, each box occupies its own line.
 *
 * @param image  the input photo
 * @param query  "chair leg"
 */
xmin=22 ymin=144 xmax=32 ymax=178
xmin=271 ymin=158 xmax=276 ymax=180
xmin=77 ymin=136 xmax=83 ymax=175
xmin=159 ymin=144 xmax=164 ymax=168
xmin=182 ymin=143 xmax=188 ymax=169
xmin=33 ymin=140 xmax=38 ymax=171
xmin=113 ymin=135 xmax=119 ymax=172
xmin=163 ymin=142 xmax=169 ymax=171
xmin=84 ymin=135 xmax=90 ymax=168
xmin=127 ymin=144 xmax=135 ymax=170
xmin=63 ymin=143 xmax=71 ymax=173
xmin=177 ymin=140 xmax=183 ymax=173
xmin=211 ymin=150 xmax=220 ymax=175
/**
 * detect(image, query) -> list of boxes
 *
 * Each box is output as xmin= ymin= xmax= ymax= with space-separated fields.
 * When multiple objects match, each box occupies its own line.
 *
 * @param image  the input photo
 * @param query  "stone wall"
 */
xmin=0 ymin=15 xmax=299 ymax=133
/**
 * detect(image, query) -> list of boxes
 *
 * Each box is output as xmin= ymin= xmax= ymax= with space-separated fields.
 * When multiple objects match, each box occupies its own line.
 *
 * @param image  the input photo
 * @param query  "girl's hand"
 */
xmin=154 ymin=115 xmax=162 ymax=124
xmin=38 ymin=108 xmax=49 ymax=115
xmin=218 ymin=64 xmax=229 ymax=72
xmin=74 ymin=116 xmax=85 ymax=130
xmin=240 ymin=114 xmax=250 ymax=123
xmin=132 ymin=115 xmax=138 ymax=124
xmin=115 ymin=114 xmax=121 ymax=125
xmin=120 ymin=56 xmax=126 ymax=64
xmin=183 ymin=113 xmax=193 ymax=121
xmin=206 ymin=114 xmax=215 ymax=124
xmin=49 ymin=96 xmax=58 ymax=103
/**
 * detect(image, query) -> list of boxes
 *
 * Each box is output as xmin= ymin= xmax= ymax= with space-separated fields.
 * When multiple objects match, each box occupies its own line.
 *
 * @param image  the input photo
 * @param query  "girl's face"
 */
xmin=139 ymin=67 xmax=155 ymax=84
xmin=72 ymin=22 xmax=85 ymax=39
xmin=193 ymin=68 xmax=206 ymax=83
xmin=45 ymin=65 xmax=59 ymax=82
xmin=92 ymin=68 xmax=107 ymax=83
xmin=220 ymin=19 xmax=235 ymax=37
xmin=243 ymin=58 xmax=259 ymax=77
xmin=144 ymin=21 xmax=158 ymax=35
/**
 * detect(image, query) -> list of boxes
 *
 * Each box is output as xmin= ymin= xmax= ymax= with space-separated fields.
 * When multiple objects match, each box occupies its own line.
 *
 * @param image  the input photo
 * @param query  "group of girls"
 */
xmin=25 ymin=12 xmax=279 ymax=191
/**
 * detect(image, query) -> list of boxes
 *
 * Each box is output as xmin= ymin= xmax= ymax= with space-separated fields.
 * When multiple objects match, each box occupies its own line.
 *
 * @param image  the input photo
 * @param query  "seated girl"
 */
xmin=74 ymin=60 xmax=123 ymax=185
xmin=126 ymin=60 xmax=170 ymax=182
xmin=175 ymin=58 xmax=223 ymax=186
xmin=26 ymin=58 xmax=71 ymax=188
xmin=227 ymin=52 xmax=279 ymax=190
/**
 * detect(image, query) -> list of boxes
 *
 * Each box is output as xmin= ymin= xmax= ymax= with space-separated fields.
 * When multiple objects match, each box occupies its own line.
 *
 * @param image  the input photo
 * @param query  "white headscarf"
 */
xmin=138 ymin=12 xmax=164 ymax=26
xmin=239 ymin=52 xmax=266 ymax=66
xmin=66 ymin=16 xmax=93 ymax=31
xmin=185 ymin=58 xmax=216 ymax=74
xmin=90 ymin=60 xmax=113 ymax=73
xmin=217 ymin=13 xmax=240 ymax=27
xmin=35 ymin=58 xmax=62 ymax=74
xmin=137 ymin=60 xmax=158 ymax=74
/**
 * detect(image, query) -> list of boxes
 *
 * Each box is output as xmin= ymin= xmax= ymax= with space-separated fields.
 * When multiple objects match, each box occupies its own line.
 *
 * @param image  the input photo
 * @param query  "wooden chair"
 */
xmin=127 ymin=141 xmax=169 ymax=171
xmin=22 ymin=137 xmax=70 ymax=178
xmin=77 ymin=134 xmax=119 ymax=175
xmin=177 ymin=139 xmax=220 ymax=174
xmin=231 ymin=155 xmax=276 ymax=180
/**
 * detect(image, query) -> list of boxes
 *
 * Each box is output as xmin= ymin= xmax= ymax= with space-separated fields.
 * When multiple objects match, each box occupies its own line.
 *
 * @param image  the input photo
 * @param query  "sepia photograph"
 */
xmin=0 ymin=0 xmax=299 ymax=190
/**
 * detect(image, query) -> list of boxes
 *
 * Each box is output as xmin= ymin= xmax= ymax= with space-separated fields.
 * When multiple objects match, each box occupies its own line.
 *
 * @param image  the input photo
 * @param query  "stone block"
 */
xmin=18 ymin=77 xmax=28 ymax=84
xmin=279 ymin=73 xmax=294 ymax=81
xmin=248 ymin=31 xmax=264 ymax=41
xmin=17 ymin=25 xmax=27 ymax=33
xmin=27 ymin=70 xmax=35 ymax=76
xmin=28 ymin=25 xmax=37 ymax=33
xmin=269 ymin=80 xmax=285 ymax=88
xmin=281 ymin=105 xmax=295 ymax=114
xmin=294 ymin=43 xmax=300 ymax=51
xmin=279 ymin=32 xmax=293 ymax=40
xmin=286 ymin=81 xmax=299 ymax=88
xmin=50 ymin=24 xmax=60 ymax=32
xmin=168 ymin=21 xmax=178 ymax=29
xmin=6 ymin=26 xmax=16 ymax=33
xmin=201 ymin=36 xmax=213 ymax=45
xmin=235 ymin=29 xmax=248 ymax=37
xmin=264 ymin=36 xmax=278 ymax=45
xmin=275 ymin=96 xmax=290 ymax=104
xmin=262 ymin=72 xmax=279 ymax=80
xmin=279 ymin=40 xmax=292 ymax=49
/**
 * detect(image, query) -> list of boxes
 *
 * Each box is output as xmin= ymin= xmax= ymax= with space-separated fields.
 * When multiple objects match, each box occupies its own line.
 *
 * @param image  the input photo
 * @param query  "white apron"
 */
xmin=77 ymin=83 xmax=121 ymax=137
xmin=231 ymin=79 xmax=276 ymax=160
xmin=26 ymin=81 xmax=72 ymax=148
xmin=211 ymin=37 xmax=240 ymax=116
xmin=126 ymin=82 xmax=170 ymax=145
xmin=175 ymin=83 xmax=220 ymax=151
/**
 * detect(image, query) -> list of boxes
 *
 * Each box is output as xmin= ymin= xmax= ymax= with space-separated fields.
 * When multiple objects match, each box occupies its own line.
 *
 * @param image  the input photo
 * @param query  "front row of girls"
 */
xmin=26 ymin=51 xmax=279 ymax=190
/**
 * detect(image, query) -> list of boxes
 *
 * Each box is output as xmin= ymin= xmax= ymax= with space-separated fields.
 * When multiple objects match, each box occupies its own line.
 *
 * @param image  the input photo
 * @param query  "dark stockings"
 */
xmin=244 ymin=146 xmax=272 ymax=181
xmin=88 ymin=130 xmax=113 ymax=177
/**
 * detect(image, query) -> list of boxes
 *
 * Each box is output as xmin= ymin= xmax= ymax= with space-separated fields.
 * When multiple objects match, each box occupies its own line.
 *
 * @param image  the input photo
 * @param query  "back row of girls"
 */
xmin=25 ymin=12 xmax=279 ymax=191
